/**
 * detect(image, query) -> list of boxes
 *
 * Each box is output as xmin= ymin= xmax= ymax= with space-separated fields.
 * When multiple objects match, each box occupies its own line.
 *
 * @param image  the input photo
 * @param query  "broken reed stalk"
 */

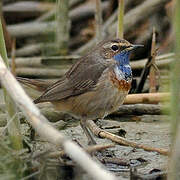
xmin=48 ymin=144 xmax=115 ymax=158
xmin=15 ymin=67 xmax=67 ymax=77
xmin=75 ymin=0 xmax=167 ymax=55
xmin=11 ymin=38 xmax=16 ymax=75
xmin=124 ymin=92 xmax=170 ymax=104
xmin=7 ymin=52 xmax=174 ymax=69
xmin=0 ymin=55 xmax=117 ymax=180
xmin=117 ymin=0 xmax=124 ymax=38
xmin=0 ymin=18 xmax=23 ymax=150
xmin=135 ymin=53 xmax=154 ymax=93
xmin=149 ymin=27 xmax=157 ymax=93
xmin=169 ymin=1 xmax=180 ymax=179
xmin=95 ymin=0 xmax=103 ymax=42
xmin=87 ymin=120 xmax=169 ymax=156
xmin=56 ymin=0 xmax=70 ymax=55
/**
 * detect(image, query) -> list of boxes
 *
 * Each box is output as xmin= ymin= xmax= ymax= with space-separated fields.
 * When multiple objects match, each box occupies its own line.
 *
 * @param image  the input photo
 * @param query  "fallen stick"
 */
xmin=114 ymin=104 xmax=169 ymax=115
xmin=8 ymin=21 xmax=56 ymax=39
xmin=8 ymin=52 xmax=174 ymax=68
xmin=15 ymin=67 xmax=67 ymax=77
xmin=124 ymin=92 xmax=170 ymax=104
xmin=3 ymin=0 xmax=84 ymax=21
xmin=15 ymin=43 xmax=44 ymax=57
xmin=3 ymin=1 xmax=54 ymax=19
xmin=7 ymin=1 xmax=109 ymax=38
xmin=0 ymin=55 xmax=117 ymax=180
xmin=48 ymin=144 xmax=115 ymax=158
xmin=87 ymin=120 xmax=170 ymax=156
xmin=0 ymin=102 xmax=170 ymax=127
xmin=9 ymin=55 xmax=79 ymax=67
xmin=0 ymin=110 xmax=170 ymax=128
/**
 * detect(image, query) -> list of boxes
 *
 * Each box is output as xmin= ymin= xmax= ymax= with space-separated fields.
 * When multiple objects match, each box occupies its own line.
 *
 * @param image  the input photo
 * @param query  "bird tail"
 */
xmin=16 ymin=77 xmax=51 ymax=92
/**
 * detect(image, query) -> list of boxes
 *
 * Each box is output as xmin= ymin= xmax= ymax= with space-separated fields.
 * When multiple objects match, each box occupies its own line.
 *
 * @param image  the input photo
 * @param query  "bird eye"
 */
xmin=111 ymin=45 xmax=119 ymax=51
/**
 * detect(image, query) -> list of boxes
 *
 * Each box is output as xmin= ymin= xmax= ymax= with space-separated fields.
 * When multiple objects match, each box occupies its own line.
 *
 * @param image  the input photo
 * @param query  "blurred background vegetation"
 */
xmin=0 ymin=0 xmax=179 ymax=179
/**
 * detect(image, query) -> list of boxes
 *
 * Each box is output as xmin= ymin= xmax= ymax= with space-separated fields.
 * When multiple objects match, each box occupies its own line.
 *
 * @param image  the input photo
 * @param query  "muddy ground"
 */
xmin=0 ymin=89 xmax=170 ymax=179
xmin=31 ymin=114 xmax=170 ymax=180
xmin=61 ymin=117 xmax=170 ymax=179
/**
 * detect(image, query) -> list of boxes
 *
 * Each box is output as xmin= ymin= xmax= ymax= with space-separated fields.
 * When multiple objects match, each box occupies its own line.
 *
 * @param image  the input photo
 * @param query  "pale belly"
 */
xmin=52 ymin=70 xmax=131 ymax=120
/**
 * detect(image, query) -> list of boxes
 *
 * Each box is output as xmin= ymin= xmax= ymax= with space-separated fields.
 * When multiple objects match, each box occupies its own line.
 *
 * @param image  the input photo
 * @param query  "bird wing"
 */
xmin=34 ymin=56 xmax=108 ymax=103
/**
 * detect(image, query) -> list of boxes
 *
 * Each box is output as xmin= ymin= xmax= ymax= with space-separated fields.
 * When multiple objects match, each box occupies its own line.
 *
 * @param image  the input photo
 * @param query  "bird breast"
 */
xmin=109 ymin=66 xmax=132 ymax=91
xmin=52 ymin=67 xmax=131 ymax=120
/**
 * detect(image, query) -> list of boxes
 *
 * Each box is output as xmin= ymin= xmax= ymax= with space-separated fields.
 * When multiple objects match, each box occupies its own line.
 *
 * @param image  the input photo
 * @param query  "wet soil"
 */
xmin=0 ymin=89 xmax=170 ymax=179
xmin=59 ymin=117 xmax=170 ymax=179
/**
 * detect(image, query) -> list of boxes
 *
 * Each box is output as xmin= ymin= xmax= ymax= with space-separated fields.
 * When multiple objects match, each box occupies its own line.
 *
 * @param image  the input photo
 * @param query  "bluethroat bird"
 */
xmin=18 ymin=39 xmax=143 ymax=144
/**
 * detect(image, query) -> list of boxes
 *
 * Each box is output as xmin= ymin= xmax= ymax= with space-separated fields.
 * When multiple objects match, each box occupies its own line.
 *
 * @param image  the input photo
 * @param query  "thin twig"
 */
xmin=48 ymin=144 xmax=115 ymax=158
xmin=87 ymin=120 xmax=170 ymax=156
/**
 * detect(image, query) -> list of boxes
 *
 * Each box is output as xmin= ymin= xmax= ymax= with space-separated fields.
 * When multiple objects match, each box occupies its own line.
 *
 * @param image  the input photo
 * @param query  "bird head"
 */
xmin=99 ymin=39 xmax=143 ymax=80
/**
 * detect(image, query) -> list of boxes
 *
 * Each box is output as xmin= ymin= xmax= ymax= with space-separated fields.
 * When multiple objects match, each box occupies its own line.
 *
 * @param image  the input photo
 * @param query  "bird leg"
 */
xmin=80 ymin=120 xmax=97 ymax=145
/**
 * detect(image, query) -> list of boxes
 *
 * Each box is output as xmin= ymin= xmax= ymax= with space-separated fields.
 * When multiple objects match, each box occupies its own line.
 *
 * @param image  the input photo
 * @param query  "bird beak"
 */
xmin=128 ymin=44 xmax=144 ymax=51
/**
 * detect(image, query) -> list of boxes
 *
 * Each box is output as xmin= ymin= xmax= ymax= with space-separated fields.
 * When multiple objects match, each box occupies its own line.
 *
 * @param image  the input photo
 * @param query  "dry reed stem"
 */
xmin=0 ymin=55 xmax=117 ymax=180
xmin=87 ymin=120 xmax=170 ymax=156
xmin=124 ymin=92 xmax=170 ymax=104
xmin=48 ymin=144 xmax=115 ymax=158
xmin=149 ymin=27 xmax=157 ymax=93
xmin=117 ymin=0 xmax=124 ymax=38
xmin=95 ymin=0 xmax=103 ymax=42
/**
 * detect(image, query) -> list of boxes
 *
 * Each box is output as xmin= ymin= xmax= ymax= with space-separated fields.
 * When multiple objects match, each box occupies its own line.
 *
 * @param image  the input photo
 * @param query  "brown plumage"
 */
xmin=18 ymin=39 xmax=143 ymax=144
xmin=34 ymin=39 xmax=131 ymax=104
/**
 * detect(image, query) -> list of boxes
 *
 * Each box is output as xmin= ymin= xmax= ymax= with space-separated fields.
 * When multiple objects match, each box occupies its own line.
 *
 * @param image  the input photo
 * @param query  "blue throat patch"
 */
xmin=113 ymin=51 xmax=132 ymax=80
